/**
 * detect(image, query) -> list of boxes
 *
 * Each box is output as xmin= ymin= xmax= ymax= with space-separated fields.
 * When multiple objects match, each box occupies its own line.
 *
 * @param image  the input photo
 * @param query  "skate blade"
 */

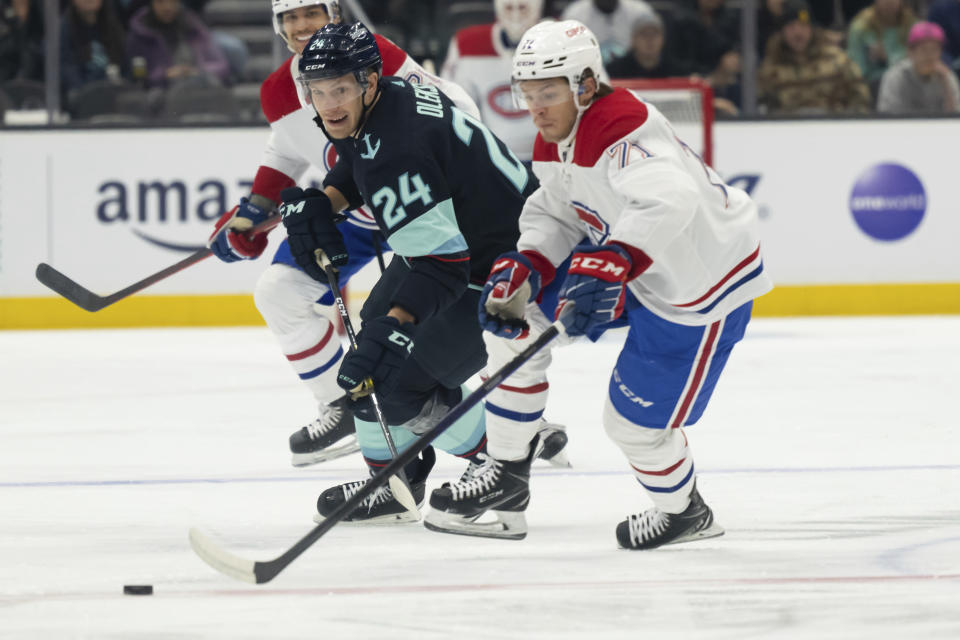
xmin=665 ymin=521 xmax=725 ymax=546
xmin=290 ymin=440 xmax=361 ymax=467
xmin=312 ymin=507 xmax=422 ymax=526
xmin=535 ymin=429 xmax=571 ymax=468
xmin=423 ymin=509 xmax=527 ymax=540
xmin=539 ymin=449 xmax=572 ymax=469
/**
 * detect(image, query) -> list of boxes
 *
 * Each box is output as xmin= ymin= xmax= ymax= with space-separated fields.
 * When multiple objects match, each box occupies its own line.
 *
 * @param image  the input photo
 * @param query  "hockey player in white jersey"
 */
xmin=441 ymin=0 xmax=544 ymax=162
xmin=425 ymin=20 xmax=772 ymax=549
xmin=206 ymin=1 xmax=481 ymax=467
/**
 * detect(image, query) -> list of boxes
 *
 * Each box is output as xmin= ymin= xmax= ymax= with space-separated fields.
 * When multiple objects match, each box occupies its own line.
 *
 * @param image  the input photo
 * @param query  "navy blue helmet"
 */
xmin=299 ymin=22 xmax=382 ymax=87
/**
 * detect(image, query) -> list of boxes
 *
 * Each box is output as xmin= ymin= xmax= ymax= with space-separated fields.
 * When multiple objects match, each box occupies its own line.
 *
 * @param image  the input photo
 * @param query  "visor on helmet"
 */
xmin=300 ymin=74 xmax=366 ymax=110
xmin=511 ymin=77 xmax=575 ymax=110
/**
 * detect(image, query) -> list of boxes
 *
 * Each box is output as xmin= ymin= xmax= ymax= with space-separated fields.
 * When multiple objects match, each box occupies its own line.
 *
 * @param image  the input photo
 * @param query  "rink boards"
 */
xmin=1 ymin=119 xmax=959 ymax=328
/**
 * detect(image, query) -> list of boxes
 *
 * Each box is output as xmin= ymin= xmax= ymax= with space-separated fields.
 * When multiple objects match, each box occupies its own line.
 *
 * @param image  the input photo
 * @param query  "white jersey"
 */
xmin=441 ymin=22 xmax=537 ymax=162
xmin=561 ymin=0 xmax=656 ymax=64
xmin=519 ymin=88 xmax=772 ymax=326
xmin=253 ymin=35 xmax=481 ymax=229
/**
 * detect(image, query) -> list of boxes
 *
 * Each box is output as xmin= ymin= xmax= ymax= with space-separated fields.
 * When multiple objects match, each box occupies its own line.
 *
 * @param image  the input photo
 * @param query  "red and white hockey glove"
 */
xmin=556 ymin=244 xmax=632 ymax=337
xmin=208 ymin=198 xmax=271 ymax=263
xmin=478 ymin=251 xmax=544 ymax=339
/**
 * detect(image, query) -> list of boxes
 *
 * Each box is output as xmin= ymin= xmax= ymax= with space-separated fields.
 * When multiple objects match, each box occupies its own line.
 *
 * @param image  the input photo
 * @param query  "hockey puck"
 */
xmin=122 ymin=585 xmax=153 ymax=595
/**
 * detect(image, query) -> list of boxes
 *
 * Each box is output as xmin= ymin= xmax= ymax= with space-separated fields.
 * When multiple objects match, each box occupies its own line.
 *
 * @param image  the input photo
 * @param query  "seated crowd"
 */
xmin=1 ymin=0 xmax=958 ymax=121
xmin=1 ymin=0 xmax=247 ymax=120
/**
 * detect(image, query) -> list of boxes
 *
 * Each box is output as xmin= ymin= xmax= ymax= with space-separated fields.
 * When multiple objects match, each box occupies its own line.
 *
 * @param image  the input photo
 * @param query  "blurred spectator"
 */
xmin=561 ymin=0 xmax=657 ymax=64
xmin=607 ymin=11 xmax=687 ymax=78
xmin=670 ymin=0 xmax=740 ymax=77
xmin=758 ymin=0 xmax=872 ymax=114
xmin=877 ymin=20 xmax=960 ymax=112
xmin=441 ymin=0 xmax=544 ymax=161
xmin=927 ymin=0 xmax=960 ymax=69
xmin=1 ymin=0 xmax=44 ymax=82
xmin=759 ymin=0 xmax=844 ymax=55
xmin=126 ymin=0 xmax=229 ymax=88
xmin=846 ymin=0 xmax=916 ymax=93
xmin=668 ymin=0 xmax=741 ymax=113
xmin=119 ymin=0 xmax=246 ymax=82
xmin=60 ymin=0 xmax=129 ymax=95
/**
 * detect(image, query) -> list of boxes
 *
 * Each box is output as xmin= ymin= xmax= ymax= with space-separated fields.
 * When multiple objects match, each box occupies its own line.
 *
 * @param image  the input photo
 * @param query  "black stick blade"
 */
xmin=34 ymin=263 xmax=108 ymax=312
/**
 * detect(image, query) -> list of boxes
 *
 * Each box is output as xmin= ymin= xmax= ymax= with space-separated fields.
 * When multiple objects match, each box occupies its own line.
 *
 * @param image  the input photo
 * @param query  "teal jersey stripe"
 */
xmin=387 ymin=198 xmax=468 ymax=257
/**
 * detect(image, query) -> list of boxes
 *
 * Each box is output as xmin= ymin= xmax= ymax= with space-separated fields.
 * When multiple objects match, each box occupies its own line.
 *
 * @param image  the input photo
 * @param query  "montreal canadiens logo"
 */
xmin=488 ymin=85 xmax=528 ymax=119
xmin=572 ymin=200 xmax=609 ymax=244
xmin=322 ymin=142 xmax=338 ymax=172
xmin=849 ymin=163 xmax=926 ymax=241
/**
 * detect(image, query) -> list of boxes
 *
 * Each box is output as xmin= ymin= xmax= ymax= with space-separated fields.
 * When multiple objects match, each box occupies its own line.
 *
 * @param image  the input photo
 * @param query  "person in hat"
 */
xmin=606 ymin=9 xmax=687 ymax=79
xmin=877 ymin=20 xmax=960 ymax=113
xmin=758 ymin=0 xmax=871 ymax=114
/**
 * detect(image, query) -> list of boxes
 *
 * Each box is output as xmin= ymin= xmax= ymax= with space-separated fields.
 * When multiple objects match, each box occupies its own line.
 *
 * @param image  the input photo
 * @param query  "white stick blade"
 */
xmin=388 ymin=475 xmax=420 ymax=517
xmin=189 ymin=527 xmax=257 ymax=584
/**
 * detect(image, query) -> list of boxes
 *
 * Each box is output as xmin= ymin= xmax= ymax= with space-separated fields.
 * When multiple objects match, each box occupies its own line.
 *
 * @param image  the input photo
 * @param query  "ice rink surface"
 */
xmin=1 ymin=316 xmax=958 ymax=639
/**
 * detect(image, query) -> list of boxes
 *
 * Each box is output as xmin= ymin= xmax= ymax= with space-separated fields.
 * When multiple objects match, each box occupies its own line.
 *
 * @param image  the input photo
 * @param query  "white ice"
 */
xmin=1 ymin=316 xmax=958 ymax=639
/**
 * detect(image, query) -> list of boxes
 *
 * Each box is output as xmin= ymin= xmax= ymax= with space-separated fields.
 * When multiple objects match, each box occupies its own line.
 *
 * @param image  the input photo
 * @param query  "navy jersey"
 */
xmin=324 ymin=78 xmax=537 ymax=323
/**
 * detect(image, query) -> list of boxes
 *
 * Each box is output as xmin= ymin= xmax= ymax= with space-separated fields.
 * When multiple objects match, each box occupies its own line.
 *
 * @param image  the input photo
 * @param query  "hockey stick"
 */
xmin=316 ymin=250 xmax=417 ymax=515
xmin=189 ymin=310 xmax=571 ymax=584
xmin=34 ymin=215 xmax=281 ymax=312
xmin=371 ymin=230 xmax=386 ymax=273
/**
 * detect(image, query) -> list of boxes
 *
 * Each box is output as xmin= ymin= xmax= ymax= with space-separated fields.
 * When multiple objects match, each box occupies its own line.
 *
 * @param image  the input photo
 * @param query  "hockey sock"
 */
xmin=603 ymin=398 xmax=696 ymax=514
xmin=428 ymin=386 xmax=487 ymax=461
xmin=354 ymin=417 xmax=419 ymax=464
xmin=254 ymin=264 xmax=345 ymax=405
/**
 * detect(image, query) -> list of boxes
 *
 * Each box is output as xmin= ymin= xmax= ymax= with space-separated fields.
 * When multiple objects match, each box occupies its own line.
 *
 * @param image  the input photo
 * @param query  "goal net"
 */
xmin=610 ymin=78 xmax=714 ymax=166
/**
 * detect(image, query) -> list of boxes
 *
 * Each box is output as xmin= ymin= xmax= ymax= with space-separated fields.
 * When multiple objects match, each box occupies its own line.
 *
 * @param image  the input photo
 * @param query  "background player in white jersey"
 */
xmin=426 ymin=20 xmax=773 ymax=549
xmin=441 ymin=0 xmax=544 ymax=162
xmin=206 ymin=1 xmax=481 ymax=468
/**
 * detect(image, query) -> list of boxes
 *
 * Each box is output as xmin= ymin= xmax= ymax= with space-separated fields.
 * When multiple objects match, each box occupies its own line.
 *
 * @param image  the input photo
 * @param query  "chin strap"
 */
xmin=350 ymin=76 xmax=382 ymax=139
xmin=556 ymin=80 xmax=595 ymax=164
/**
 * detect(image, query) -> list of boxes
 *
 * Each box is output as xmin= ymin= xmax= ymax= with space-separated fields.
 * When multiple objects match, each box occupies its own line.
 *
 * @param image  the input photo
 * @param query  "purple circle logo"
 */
xmin=849 ymin=163 xmax=926 ymax=241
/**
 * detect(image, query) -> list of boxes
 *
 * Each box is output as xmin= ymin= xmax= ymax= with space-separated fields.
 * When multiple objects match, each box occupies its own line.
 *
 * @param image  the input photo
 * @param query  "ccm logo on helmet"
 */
xmin=565 ymin=25 xmax=586 ymax=37
xmin=571 ymin=255 xmax=626 ymax=277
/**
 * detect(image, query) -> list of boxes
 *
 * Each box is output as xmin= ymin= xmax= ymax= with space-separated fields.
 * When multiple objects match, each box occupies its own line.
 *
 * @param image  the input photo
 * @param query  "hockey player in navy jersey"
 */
xmin=425 ymin=20 xmax=773 ymax=548
xmin=277 ymin=22 xmax=567 ymax=523
xmin=205 ymin=1 xmax=483 ymax=467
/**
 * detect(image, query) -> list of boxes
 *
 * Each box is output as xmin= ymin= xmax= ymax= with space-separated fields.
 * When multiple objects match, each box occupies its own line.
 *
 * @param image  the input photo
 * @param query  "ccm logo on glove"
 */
xmin=569 ymin=254 xmax=628 ymax=279
xmin=388 ymin=331 xmax=414 ymax=353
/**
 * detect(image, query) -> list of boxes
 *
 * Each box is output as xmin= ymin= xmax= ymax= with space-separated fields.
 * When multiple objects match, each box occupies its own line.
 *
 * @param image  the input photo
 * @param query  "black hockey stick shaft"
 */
xmin=191 ymin=312 xmax=568 ymax=584
xmin=318 ymin=254 xmax=398 ymax=458
xmin=316 ymin=251 xmax=416 ymax=512
xmin=35 ymin=215 xmax=281 ymax=312
xmin=371 ymin=230 xmax=386 ymax=273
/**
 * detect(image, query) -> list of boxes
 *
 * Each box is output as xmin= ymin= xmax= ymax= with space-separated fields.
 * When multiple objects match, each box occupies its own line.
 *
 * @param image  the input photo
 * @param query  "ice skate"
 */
xmin=313 ymin=448 xmax=435 ymax=525
xmin=424 ymin=445 xmax=535 ymax=540
xmin=289 ymin=397 xmax=359 ymax=467
xmin=534 ymin=420 xmax=571 ymax=468
xmin=616 ymin=482 xmax=724 ymax=550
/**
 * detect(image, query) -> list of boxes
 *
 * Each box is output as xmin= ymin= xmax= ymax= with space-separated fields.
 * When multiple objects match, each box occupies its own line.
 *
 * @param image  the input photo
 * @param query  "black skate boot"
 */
xmin=534 ymin=420 xmax=571 ymax=468
xmin=424 ymin=443 xmax=536 ymax=540
xmin=289 ymin=397 xmax=359 ymax=467
xmin=313 ymin=447 xmax=436 ymax=525
xmin=616 ymin=482 xmax=724 ymax=550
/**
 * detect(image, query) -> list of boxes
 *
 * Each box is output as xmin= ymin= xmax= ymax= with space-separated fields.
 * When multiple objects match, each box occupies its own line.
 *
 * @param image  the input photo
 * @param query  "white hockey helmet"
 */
xmin=511 ymin=19 xmax=607 ymax=107
xmin=272 ymin=0 xmax=340 ymax=42
xmin=494 ymin=0 xmax=545 ymax=43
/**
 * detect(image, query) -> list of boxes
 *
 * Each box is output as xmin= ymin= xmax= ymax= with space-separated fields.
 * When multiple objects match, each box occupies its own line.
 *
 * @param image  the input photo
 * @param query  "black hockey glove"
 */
xmin=279 ymin=186 xmax=348 ymax=282
xmin=337 ymin=316 xmax=416 ymax=399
